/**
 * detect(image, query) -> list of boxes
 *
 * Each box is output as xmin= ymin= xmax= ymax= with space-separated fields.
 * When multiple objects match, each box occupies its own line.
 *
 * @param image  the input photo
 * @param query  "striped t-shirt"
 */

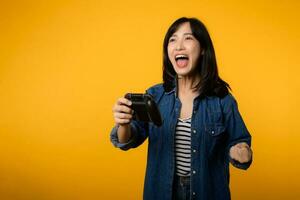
xmin=175 ymin=117 xmax=191 ymax=176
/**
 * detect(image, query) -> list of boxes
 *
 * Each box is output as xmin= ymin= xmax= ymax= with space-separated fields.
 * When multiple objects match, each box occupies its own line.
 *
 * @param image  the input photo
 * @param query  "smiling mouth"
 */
xmin=175 ymin=55 xmax=189 ymax=68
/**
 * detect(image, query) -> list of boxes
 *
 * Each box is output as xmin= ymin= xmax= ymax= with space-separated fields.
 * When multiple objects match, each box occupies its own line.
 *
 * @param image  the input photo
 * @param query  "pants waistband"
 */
xmin=175 ymin=175 xmax=190 ymax=185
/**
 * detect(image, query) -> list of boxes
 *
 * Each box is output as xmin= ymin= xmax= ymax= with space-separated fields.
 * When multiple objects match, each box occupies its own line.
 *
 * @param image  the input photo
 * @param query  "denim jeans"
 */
xmin=172 ymin=175 xmax=191 ymax=200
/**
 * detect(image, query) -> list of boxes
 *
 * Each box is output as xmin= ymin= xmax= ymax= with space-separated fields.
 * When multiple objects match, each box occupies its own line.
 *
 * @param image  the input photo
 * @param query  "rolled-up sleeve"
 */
xmin=222 ymin=94 xmax=253 ymax=170
xmin=110 ymin=120 xmax=149 ymax=151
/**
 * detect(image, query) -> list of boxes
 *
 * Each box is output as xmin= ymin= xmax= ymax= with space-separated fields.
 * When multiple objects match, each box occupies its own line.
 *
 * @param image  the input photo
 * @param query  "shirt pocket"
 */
xmin=205 ymin=123 xmax=226 ymax=136
xmin=204 ymin=112 xmax=227 ymax=158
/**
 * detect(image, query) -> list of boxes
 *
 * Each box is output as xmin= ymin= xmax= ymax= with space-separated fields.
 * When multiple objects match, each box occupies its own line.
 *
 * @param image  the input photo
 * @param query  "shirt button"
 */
xmin=193 ymin=110 xmax=197 ymax=114
xmin=192 ymin=170 xmax=196 ymax=174
xmin=193 ymin=130 xmax=196 ymax=133
xmin=193 ymin=149 xmax=196 ymax=153
xmin=192 ymin=192 xmax=196 ymax=195
xmin=211 ymin=130 xmax=215 ymax=134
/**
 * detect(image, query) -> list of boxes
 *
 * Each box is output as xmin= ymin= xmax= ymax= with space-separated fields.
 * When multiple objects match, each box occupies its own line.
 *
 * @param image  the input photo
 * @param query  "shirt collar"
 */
xmin=165 ymin=76 xmax=178 ymax=98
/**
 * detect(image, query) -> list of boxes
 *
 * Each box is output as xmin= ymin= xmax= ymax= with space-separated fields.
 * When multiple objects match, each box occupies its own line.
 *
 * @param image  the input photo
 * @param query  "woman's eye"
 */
xmin=169 ymin=38 xmax=175 ymax=42
xmin=186 ymin=37 xmax=193 ymax=40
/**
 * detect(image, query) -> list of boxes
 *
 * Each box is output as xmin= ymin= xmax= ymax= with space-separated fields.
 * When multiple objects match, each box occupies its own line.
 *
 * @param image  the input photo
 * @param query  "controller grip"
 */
xmin=125 ymin=93 xmax=162 ymax=126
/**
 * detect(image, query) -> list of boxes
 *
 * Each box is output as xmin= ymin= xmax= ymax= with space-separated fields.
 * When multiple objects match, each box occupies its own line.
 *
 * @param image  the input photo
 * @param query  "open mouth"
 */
xmin=175 ymin=54 xmax=189 ymax=68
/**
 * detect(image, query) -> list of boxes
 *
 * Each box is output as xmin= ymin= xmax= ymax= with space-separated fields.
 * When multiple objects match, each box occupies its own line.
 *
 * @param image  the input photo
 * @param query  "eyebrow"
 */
xmin=171 ymin=33 xmax=193 ymax=37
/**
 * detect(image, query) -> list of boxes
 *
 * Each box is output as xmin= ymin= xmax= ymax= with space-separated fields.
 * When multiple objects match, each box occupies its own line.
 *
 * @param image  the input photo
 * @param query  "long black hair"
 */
xmin=163 ymin=17 xmax=230 ymax=98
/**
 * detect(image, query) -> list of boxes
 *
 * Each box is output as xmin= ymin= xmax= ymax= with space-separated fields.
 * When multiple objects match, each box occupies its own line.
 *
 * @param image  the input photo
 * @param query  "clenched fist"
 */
xmin=229 ymin=142 xmax=252 ymax=163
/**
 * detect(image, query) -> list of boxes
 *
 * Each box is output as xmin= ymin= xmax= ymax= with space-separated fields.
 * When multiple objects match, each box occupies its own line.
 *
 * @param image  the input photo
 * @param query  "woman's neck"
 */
xmin=177 ymin=74 xmax=200 ymax=96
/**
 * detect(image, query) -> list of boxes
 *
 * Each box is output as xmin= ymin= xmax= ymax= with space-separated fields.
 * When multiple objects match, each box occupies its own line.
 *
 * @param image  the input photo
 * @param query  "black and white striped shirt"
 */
xmin=175 ymin=117 xmax=191 ymax=176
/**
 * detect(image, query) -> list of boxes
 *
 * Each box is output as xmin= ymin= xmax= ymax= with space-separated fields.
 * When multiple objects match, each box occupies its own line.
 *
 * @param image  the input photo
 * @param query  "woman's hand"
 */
xmin=112 ymin=97 xmax=134 ymax=125
xmin=229 ymin=142 xmax=252 ymax=163
xmin=112 ymin=97 xmax=134 ymax=143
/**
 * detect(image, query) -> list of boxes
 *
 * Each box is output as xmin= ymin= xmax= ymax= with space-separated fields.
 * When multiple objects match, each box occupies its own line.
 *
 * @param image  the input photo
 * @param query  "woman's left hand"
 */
xmin=229 ymin=142 xmax=252 ymax=163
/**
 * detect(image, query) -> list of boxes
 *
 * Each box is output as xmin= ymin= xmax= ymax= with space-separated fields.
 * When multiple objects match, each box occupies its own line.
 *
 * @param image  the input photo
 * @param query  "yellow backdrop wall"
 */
xmin=1 ymin=0 xmax=299 ymax=199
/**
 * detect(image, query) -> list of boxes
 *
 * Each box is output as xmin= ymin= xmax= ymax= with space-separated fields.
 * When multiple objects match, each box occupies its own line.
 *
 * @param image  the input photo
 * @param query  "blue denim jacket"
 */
xmin=110 ymin=83 xmax=252 ymax=200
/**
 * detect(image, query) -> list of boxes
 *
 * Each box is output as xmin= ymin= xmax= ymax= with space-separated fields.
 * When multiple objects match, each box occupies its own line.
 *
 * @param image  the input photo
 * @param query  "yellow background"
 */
xmin=1 ymin=0 xmax=299 ymax=199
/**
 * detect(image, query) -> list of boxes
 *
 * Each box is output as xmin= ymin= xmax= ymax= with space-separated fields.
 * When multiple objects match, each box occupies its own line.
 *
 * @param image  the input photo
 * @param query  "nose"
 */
xmin=175 ymin=38 xmax=185 ymax=51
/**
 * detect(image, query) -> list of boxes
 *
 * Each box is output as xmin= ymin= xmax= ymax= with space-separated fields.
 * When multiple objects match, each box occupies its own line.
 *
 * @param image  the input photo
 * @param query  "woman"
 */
xmin=110 ymin=17 xmax=253 ymax=200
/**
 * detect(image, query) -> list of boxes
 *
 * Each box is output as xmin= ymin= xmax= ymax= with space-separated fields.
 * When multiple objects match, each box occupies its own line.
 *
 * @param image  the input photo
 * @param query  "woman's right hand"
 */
xmin=112 ymin=97 xmax=134 ymax=126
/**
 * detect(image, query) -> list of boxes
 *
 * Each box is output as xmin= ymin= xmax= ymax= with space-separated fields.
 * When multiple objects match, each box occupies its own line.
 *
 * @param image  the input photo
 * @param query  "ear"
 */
xmin=201 ymin=50 xmax=204 ymax=55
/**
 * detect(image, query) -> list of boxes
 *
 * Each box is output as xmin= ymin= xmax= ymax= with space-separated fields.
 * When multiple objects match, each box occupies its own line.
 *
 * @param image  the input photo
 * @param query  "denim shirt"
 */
xmin=110 ymin=83 xmax=252 ymax=200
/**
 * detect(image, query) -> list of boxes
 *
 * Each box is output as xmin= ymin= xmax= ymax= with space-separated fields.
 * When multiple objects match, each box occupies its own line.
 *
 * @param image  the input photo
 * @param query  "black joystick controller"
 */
xmin=124 ymin=93 xmax=162 ymax=127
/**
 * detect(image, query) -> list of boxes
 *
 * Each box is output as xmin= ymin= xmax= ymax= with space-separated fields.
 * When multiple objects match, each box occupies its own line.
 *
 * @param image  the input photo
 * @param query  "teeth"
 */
xmin=175 ymin=55 xmax=188 ymax=60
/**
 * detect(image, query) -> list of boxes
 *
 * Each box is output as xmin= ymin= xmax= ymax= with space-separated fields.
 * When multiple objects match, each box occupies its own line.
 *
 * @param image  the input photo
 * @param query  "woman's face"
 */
xmin=167 ymin=22 xmax=202 ymax=77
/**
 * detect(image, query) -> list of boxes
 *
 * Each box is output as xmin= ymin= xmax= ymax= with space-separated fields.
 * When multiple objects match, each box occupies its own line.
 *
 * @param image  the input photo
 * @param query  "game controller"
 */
xmin=124 ymin=93 xmax=162 ymax=126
